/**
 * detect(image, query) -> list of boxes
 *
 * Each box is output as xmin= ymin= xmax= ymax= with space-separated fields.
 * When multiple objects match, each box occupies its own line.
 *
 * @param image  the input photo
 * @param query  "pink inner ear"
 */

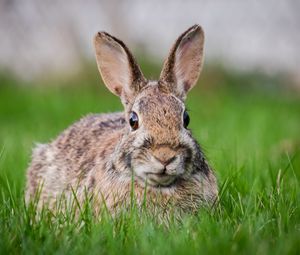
xmin=179 ymin=37 xmax=193 ymax=54
xmin=183 ymin=81 xmax=191 ymax=92
xmin=175 ymin=31 xmax=203 ymax=93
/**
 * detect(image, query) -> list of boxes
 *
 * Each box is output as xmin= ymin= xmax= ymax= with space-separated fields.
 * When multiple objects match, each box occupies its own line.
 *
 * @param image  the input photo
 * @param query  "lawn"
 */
xmin=0 ymin=64 xmax=299 ymax=254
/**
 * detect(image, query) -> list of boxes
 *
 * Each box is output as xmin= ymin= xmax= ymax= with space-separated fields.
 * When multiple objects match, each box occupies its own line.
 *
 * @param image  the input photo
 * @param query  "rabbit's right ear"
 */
xmin=159 ymin=25 xmax=205 ymax=100
xmin=94 ymin=32 xmax=146 ymax=104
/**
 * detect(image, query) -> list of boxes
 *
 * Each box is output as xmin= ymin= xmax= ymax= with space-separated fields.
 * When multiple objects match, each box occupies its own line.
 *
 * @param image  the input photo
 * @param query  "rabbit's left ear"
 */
xmin=159 ymin=25 xmax=205 ymax=100
xmin=94 ymin=32 xmax=146 ymax=105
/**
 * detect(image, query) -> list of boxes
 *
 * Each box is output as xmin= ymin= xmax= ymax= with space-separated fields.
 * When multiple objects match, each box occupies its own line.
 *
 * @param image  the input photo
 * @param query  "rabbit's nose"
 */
xmin=152 ymin=145 xmax=177 ymax=168
xmin=154 ymin=156 xmax=176 ymax=167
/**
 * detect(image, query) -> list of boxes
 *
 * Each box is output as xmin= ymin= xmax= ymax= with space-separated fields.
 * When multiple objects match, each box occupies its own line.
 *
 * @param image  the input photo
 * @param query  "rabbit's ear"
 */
xmin=94 ymin=32 xmax=146 ymax=103
xmin=159 ymin=25 xmax=204 ymax=99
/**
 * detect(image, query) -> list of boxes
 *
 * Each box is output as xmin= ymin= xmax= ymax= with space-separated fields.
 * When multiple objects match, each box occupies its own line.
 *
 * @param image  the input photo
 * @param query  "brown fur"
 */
xmin=25 ymin=25 xmax=218 ymax=215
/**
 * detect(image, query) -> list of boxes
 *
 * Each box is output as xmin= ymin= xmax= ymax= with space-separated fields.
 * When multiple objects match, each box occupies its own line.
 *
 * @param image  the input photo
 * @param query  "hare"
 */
xmin=25 ymin=25 xmax=218 ymax=214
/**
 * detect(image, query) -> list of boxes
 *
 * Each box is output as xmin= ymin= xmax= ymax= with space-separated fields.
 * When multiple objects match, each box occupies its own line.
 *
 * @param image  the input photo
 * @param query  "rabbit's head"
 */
xmin=94 ymin=25 xmax=205 ymax=187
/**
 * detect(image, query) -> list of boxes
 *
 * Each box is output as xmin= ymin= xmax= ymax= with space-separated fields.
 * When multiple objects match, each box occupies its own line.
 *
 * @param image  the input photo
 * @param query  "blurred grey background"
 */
xmin=0 ymin=0 xmax=299 ymax=83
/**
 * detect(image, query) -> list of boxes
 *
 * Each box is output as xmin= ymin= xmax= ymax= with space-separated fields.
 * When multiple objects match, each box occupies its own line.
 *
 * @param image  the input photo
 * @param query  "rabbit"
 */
xmin=25 ymin=24 xmax=218 ymax=214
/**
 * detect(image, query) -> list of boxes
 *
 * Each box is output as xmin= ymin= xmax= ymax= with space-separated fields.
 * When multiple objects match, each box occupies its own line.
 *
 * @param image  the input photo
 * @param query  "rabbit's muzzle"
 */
xmin=133 ymin=145 xmax=187 ymax=187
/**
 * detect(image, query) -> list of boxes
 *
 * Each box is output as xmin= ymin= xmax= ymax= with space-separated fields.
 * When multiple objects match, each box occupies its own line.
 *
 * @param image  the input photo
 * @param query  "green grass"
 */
xmin=0 ymin=66 xmax=300 ymax=254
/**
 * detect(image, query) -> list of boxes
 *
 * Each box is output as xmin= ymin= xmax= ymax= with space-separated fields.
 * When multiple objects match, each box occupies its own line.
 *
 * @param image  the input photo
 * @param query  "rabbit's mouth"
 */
xmin=145 ymin=172 xmax=178 ymax=187
xmin=133 ymin=154 xmax=186 ymax=187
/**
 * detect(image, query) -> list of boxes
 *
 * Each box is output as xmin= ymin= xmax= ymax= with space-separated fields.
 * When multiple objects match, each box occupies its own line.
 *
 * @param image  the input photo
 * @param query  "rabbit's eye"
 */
xmin=183 ymin=110 xmax=190 ymax=128
xmin=129 ymin=111 xmax=139 ymax=130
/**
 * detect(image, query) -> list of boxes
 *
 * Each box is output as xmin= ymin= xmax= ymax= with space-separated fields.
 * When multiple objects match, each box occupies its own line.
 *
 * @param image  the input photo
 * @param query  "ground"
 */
xmin=0 ymin=64 xmax=299 ymax=254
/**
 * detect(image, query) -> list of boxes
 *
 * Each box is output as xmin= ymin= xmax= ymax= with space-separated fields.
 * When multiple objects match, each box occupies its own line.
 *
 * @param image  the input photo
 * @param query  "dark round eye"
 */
xmin=183 ymin=110 xmax=190 ymax=128
xmin=129 ymin=111 xmax=139 ymax=130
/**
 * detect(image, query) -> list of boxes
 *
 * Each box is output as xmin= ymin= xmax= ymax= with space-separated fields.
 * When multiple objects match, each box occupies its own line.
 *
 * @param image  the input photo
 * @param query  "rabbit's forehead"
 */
xmin=137 ymin=94 xmax=183 ymax=114
xmin=134 ymin=89 xmax=184 ymax=131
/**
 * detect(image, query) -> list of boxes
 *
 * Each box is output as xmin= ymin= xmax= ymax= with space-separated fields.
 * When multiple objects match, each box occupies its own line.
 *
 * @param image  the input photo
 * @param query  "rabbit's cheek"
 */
xmin=133 ymin=159 xmax=162 ymax=176
xmin=131 ymin=132 xmax=150 ymax=148
xmin=132 ymin=163 xmax=152 ymax=181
